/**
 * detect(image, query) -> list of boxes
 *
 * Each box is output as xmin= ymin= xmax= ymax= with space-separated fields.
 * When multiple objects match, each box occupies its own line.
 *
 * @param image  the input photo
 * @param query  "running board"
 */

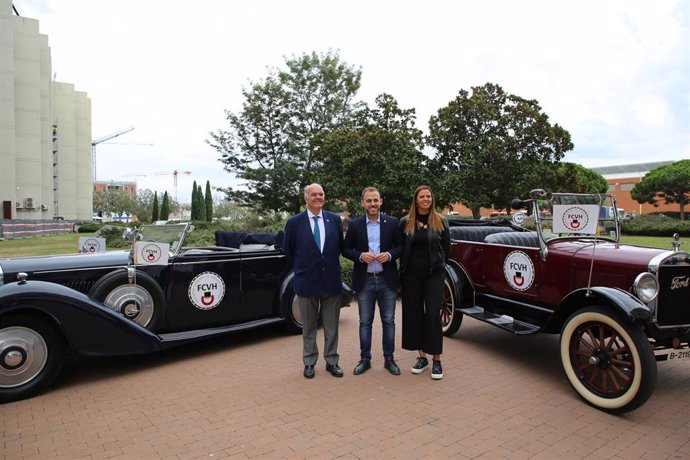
xmin=157 ymin=317 xmax=285 ymax=348
xmin=458 ymin=306 xmax=539 ymax=334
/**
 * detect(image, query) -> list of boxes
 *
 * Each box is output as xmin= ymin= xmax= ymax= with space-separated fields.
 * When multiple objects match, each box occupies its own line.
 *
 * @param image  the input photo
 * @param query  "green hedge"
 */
xmin=77 ymin=222 xmax=103 ymax=233
xmin=621 ymin=214 xmax=690 ymax=237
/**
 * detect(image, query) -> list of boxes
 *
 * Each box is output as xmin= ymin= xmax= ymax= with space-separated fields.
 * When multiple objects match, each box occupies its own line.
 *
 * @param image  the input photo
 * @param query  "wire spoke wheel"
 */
xmin=441 ymin=275 xmax=462 ymax=336
xmin=560 ymin=306 xmax=656 ymax=413
xmin=570 ymin=321 xmax=633 ymax=398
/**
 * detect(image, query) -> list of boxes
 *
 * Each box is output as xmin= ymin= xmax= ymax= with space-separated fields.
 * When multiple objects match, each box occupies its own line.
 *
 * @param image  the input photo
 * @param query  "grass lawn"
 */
xmin=620 ymin=234 xmax=680 ymax=250
xmin=0 ymin=233 xmax=82 ymax=258
xmin=0 ymin=232 xmax=683 ymax=258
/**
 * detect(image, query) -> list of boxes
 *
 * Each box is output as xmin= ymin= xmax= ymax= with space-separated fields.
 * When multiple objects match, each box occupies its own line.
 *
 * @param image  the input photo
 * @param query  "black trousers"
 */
xmin=401 ymin=269 xmax=443 ymax=355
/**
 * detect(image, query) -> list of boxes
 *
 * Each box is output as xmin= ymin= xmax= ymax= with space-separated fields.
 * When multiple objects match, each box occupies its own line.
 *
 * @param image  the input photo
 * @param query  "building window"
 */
xmin=608 ymin=184 xmax=616 ymax=192
xmin=620 ymin=183 xmax=635 ymax=191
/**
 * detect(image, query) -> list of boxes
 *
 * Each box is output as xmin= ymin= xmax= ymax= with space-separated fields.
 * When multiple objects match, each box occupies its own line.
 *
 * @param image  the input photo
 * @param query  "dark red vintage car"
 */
xmin=442 ymin=190 xmax=690 ymax=413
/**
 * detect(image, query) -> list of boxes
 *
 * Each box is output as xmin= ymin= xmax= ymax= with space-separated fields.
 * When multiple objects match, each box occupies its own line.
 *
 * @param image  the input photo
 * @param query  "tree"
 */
xmin=108 ymin=188 xmax=136 ymax=221
xmin=198 ymin=185 xmax=207 ymax=221
xmin=93 ymin=191 xmax=109 ymax=217
xmin=134 ymin=189 xmax=155 ymax=223
xmin=544 ymin=163 xmax=608 ymax=194
xmin=314 ymin=93 xmax=429 ymax=217
xmin=427 ymin=83 xmax=573 ymax=218
xmin=204 ymin=181 xmax=213 ymax=221
xmin=160 ymin=192 xmax=171 ymax=220
xmin=208 ymin=50 xmax=362 ymax=213
xmin=632 ymin=160 xmax=690 ymax=220
xmin=151 ymin=192 xmax=160 ymax=221
xmin=190 ymin=181 xmax=199 ymax=220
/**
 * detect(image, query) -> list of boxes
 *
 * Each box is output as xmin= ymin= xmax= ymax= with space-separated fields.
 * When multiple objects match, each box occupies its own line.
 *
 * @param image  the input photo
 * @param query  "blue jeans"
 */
xmin=357 ymin=274 xmax=397 ymax=361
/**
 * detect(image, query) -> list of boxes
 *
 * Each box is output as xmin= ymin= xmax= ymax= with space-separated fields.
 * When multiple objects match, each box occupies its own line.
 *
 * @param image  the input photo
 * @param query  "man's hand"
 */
xmin=360 ymin=252 xmax=376 ymax=264
xmin=374 ymin=252 xmax=390 ymax=263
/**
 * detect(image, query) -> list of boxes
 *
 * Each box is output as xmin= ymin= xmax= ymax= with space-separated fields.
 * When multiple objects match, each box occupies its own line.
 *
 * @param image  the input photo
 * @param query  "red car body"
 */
xmin=442 ymin=191 xmax=690 ymax=414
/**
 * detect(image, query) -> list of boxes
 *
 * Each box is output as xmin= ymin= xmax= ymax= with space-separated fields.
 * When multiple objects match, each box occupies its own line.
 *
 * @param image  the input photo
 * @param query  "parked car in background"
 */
xmin=441 ymin=189 xmax=690 ymax=414
xmin=0 ymin=223 xmax=352 ymax=402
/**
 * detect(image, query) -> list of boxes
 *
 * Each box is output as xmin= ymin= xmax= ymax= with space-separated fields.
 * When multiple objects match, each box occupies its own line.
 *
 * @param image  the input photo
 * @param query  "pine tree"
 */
xmin=205 ymin=181 xmax=213 ymax=222
xmin=160 ymin=192 xmax=170 ymax=220
xmin=190 ymin=181 xmax=198 ymax=220
xmin=198 ymin=185 xmax=207 ymax=221
xmin=152 ymin=192 xmax=160 ymax=221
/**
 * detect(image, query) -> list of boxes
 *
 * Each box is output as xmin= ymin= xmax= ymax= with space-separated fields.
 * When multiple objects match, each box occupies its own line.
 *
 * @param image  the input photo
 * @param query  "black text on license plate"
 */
xmin=668 ymin=350 xmax=690 ymax=360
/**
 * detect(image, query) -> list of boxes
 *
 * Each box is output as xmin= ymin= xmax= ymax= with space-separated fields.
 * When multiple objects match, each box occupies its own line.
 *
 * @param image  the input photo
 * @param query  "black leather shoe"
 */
xmin=353 ymin=360 xmax=371 ymax=375
xmin=384 ymin=358 xmax=401 ymax=375
xmin=303 ymin=365 xmax=315 ymax=379
xmin=325 ymin=363 xmax=344 ymax=377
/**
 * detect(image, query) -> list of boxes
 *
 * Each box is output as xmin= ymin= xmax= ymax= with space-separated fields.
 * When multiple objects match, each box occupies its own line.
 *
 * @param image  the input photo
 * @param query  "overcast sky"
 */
xmin=18 ymin=0 xmax=690 ymax=203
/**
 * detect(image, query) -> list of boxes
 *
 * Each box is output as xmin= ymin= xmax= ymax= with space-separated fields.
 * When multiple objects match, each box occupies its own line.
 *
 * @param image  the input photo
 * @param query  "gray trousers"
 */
xmin=298 ymin=294 xmax=341 ymax=366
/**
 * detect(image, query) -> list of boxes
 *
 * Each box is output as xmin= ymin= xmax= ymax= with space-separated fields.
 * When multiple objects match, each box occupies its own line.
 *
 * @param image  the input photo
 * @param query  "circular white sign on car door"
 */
xmin=188 ymin=272 xmax=226 ymax=310
xmin=503 ymin=250 xmax=535 ymax=291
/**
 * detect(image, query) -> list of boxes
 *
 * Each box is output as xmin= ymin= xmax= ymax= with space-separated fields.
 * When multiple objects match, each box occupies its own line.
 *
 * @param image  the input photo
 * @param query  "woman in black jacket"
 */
xmin=399 ymin=185 xmax=450 ymax=380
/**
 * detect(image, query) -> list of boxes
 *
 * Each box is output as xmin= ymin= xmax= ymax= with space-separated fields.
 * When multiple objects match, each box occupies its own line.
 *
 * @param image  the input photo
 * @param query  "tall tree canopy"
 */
xmin=314 ymin=93 xmax=428 ymax=217
xmin=151 ymin=192 xmax=159 ymax=222
xmin=427 ymin=83 xmax=573 ymax=218
xmin=190 ymin=181 xmax=199 ymax=220
xmin=544 ymin=162 xmax=608 ymax=195
xmin=631 ymin=160 xmax=690 ymax=220
xmin=208 ymin=51 xmax=362 ymax=213
xmin=198 ymin=185 xmax=207 ymax=221
xmin=160 ymin=192 xmax=170 ymax=220
xmin=204 ymin=181 xmax=213 ymax=222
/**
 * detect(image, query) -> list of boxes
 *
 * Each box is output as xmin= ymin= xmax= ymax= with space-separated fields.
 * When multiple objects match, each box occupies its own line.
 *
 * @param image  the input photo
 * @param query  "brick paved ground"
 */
xmin=2 ymin=302 xmax=690 ymax=459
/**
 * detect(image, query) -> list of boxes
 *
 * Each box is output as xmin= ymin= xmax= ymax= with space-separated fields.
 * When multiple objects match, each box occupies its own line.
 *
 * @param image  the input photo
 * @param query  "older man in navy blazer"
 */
xmin=343 ymin=187 xmax=403 ymax=375
xmin=284 ymin=183 xmax=345 ymax=379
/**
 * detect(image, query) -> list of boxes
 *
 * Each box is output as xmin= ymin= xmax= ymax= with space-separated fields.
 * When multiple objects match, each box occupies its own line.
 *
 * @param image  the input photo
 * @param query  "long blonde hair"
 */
xmin=404 ymin=185 xmax=445 ymax=234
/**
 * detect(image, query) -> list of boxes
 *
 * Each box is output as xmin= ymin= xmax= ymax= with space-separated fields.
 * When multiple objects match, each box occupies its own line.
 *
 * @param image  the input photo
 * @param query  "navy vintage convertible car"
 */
xmin=0 ymin=223 xmax=352 ymax=402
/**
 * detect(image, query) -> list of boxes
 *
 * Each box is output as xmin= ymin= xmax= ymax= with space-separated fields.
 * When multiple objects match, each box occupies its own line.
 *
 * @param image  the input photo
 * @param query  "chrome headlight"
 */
xmin=633 ymin=272 xmax=658 ymax=303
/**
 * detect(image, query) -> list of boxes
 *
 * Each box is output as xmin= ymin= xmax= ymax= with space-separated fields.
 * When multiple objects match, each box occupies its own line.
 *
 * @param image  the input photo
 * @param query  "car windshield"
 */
xmin=139 ymin=224 xmax=190 ymax=253
xmin=530 ymin=193 xmax=619 ymax=241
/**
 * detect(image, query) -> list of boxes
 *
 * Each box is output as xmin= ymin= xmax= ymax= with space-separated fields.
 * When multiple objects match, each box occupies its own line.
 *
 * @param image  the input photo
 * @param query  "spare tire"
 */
xmin=89 ymin=269 xmax=164 ymax=331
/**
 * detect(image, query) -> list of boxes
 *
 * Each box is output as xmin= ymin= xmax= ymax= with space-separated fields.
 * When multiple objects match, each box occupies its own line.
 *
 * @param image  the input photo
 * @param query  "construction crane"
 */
xmin=122 ymin=170 xmax=192 ymax=203
xmin=91 ymin=126 xmax=135 ymax=181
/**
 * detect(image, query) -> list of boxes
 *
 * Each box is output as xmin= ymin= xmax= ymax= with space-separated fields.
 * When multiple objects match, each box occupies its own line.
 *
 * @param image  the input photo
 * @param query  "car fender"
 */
xmin=278 ymin=271 xmax=354 ymax=316
xmin=279 ymin=272 xmax=296 ymax=318
xmin=544 ymin=286 xmax=653 ymax=333
xmin=445 ymin=260 xmax=473 ymax=305
xmin=0 ymin=280 xmax=162 ymax=355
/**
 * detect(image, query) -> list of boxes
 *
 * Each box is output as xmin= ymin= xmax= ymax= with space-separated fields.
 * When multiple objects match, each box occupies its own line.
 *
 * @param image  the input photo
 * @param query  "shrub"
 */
xmin=93 ymin=225 xmax=132 ymax=249
xmin=77 ymin=223 xmax=102 ymax=233
xmin=621 ymin=214 xmax=690 ymax=237
xmin=340 ymin=256 xmax=353 ymax=287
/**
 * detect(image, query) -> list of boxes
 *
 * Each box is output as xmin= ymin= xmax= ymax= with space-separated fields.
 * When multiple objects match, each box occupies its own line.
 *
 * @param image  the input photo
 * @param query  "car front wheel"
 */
xmin=0 ymin=315 xmax=64 ymax=403
xmin=560 ymin=306 xmax=657 ymax=414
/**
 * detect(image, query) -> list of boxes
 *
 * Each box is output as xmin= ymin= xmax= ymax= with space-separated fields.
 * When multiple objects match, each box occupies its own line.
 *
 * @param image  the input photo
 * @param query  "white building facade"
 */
xmin=0 ymin=0 xmax=92 ymax=221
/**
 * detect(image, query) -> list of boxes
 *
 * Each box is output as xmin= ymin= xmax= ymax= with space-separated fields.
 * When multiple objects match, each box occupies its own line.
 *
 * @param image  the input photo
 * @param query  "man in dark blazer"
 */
xmin=343 ymin=187 xmax=403 ymax=375
xmin=283 ymin=183 xmax=345 ymax=379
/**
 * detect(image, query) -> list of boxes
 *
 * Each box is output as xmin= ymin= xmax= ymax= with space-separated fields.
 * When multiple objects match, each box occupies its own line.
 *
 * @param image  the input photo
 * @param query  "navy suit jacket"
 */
xmin=283 ymin=210 xmax=344 ymax=297
xmin=343 ymin=213 xmax=402 ymax=292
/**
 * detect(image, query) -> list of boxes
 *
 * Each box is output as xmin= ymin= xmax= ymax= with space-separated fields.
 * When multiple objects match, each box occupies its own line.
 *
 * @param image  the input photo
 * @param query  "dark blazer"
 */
xmin=399 ymin=216 xmax=450 ymax=275
xmin=343 ymin=213 xmax=403 ymax=292
xmin=283 ymin=210 xmax=344 ymax=297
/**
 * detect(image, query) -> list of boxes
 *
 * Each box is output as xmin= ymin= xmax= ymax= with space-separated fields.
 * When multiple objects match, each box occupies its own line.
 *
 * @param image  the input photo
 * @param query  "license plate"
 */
xmin=667 ymin=349 xmax=690 ymax=361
